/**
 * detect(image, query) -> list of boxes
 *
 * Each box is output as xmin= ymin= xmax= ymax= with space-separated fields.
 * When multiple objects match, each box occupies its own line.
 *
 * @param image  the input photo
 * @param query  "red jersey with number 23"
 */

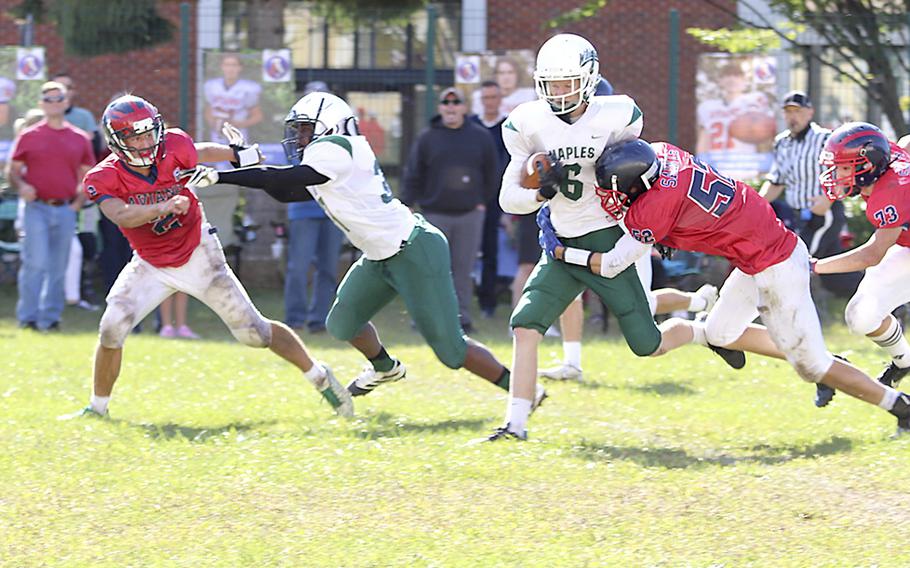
xmin=623 ymin=142 xmax=797 ymax=275
xmin=83 ymin=129 xmax=201 ymax=268
xmin=862 ymin=142 xmax=910 ymax=248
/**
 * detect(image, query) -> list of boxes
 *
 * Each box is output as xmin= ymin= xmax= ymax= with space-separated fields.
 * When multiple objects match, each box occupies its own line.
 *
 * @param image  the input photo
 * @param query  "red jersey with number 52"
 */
xmin=83 ymin=129 xmax=201 ymax=268
xmin=862 ymin=142 xmax=910 ymax=248
xmin=624 ymin=142 xmax=797 ymax=275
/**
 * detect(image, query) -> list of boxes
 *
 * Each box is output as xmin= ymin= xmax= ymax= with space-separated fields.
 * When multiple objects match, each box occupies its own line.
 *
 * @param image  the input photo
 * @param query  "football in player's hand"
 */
xmin=520 ymin=152 xmax=552 ymax=189
xmin=729 ymin=113 xmax=776 ymax=144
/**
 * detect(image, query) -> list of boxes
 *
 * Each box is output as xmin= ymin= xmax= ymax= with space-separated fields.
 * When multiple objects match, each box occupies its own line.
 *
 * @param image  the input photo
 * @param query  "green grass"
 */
xmin=1 ymin=284 xmax=909 ymax=567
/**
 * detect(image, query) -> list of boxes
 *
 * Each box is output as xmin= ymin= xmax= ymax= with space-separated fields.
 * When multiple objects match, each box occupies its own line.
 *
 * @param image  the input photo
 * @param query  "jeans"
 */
xmin=17 ymin=201 xmax=76 ymax=328
xmin=284 ymin=217 xmax=343 ymax=329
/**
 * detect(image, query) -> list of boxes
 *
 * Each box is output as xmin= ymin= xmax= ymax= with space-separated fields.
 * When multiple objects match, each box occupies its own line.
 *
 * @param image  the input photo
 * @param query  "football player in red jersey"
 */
xmin=538 ymin=138 xmax=910 ymax=435
xmin=814 ymin=122 xmax=910 ymax=390
xmin=63 ymin=95 xmax=353 ymax=420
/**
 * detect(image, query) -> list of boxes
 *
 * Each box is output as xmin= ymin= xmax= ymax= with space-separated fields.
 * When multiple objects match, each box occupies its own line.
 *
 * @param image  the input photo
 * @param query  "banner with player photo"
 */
xmin=695 ymin=53 xmax=777 ymax=181
xmin=454 ymin=50 xmax=537 ymax=121
xmin=0 ymin=46 xmax=47 ymax=184
xmin=199 ymin=50 xmax=297 ymax=165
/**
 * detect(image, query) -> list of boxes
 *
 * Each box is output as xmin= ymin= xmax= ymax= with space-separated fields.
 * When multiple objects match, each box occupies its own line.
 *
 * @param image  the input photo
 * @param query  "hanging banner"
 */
xmin=262 ymin=49 xmax=292 ymax=83
xmin=0 ymin=47 xmax=46 ymax=170
xmin=16 ymin=47 xmax=45 ymax=81
xmin=201 ymin=50 xmax=297 ymax=164
xmin=454 ymin=50 xmax=537 ymax=120
xmin=695 ymin=54 xmax=777 ymax=181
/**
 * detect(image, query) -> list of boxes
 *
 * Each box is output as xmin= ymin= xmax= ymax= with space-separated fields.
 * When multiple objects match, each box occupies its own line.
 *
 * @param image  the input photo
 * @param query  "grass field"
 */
xmin=1 ymin=283 xmax=909 ymax=567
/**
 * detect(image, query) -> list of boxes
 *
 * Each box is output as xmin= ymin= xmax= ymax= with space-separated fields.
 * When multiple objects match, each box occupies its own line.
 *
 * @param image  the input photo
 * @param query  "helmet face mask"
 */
xmin=282 ymin=92 xmax=358 ymax=162
xmin=533 ymin=34 xmax=599 ymax=115
xmin=102 ymin=95 xmax=164 ymax=167
xmin=819 ymin=121 xmax=891 ymax=200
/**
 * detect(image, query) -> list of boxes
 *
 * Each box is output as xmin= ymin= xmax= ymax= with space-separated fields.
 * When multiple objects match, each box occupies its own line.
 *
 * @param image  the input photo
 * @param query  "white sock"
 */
xmin=90 ymin=394 xmax=110 ymax=415
xmin=303 ymin=362 xmax=327 ymax=386
xmin=505 ymin=397 xmax=532 ymax=434
xmin=690 ymin=319 xmax=708 ymax=346
xmin=878 ymin=385 xmax=900 ymax=410
xmin=687 ymin=294 xmax=707 ymax=312
xmin=563 ymin=341 xmax=582 ymax=369
xmin=870 ymin=315 xmax=910 ymax=368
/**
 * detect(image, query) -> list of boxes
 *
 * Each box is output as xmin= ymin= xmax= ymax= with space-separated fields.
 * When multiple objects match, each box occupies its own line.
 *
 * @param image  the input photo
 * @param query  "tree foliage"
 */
xmin=309 ymin=0 xmax=428 ymax=24
xmin=548 ymin=0 xmax=910 ymax=133
xmin=9 ymin=0 xmax=174 ymax=57
xmin=693 ymin=0 xmax=910 ymax=133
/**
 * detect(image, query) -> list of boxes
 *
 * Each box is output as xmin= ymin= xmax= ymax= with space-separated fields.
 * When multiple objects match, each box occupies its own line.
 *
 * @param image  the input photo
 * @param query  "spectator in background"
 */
xmin=403 ymin=87 xmax=498 ymax=333
xmin=471 ymin=80 xmax=509 ymax=318
xmin=203 ymin=53 xmax=263 ymax=144
xmin=5 ymin=81 xmax=94 ymax=331
xmin=0 ymin=75 xmax=15 ymax=137
xmin=358 ymin=107 xmax=386 ymax=159
xmin=760 ymin=91 xmax=863 ymax=302
xmin=283 ymin=80 xmax=344 ymax=334
xmin=51 ymin=72 xmax=102 ymax=157
xmin=52 ymin=73 xmax=102 ymax=313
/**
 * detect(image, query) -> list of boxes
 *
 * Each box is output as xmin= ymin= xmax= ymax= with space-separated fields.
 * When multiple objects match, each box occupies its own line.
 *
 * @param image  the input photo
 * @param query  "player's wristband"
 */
xmin=809 ymin=259 xmax=818 ymax=274
xmin=231 ymin=144 xmax=262 ymax=168
xmin=563 ymin=247 xmax=591 ymax=267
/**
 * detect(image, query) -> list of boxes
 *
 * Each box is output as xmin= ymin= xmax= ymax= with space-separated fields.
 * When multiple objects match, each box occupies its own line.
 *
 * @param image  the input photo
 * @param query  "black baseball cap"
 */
xmin=782 ymin=90 xmax=812 ymax=108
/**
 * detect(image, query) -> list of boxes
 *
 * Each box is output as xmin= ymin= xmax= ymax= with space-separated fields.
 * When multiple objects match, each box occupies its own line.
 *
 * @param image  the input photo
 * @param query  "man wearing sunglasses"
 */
xmin=401 ymin=87 xmax=499 ymax=334
xmin=6 ymin=81 xmax=95 ymax=332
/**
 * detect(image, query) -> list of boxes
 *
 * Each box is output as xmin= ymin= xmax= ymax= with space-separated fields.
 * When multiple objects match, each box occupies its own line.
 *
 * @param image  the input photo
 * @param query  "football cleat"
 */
xmin=315 ymin=365 xmax=354 ymax=418
xmin=876 ymin=362 xmax=910 ymax=388
xmin=693 ymin=284 xmax=719 ymax=312
xmin=893 ymin=415 xmax=910 ymax=438
xmin=482 ymin=424 xmax=528 ymax=442
xmin=532 ymin=383 xmax=548 ymax=413
xmin=707 ymin=343 xmax=746 ymax=370
xmin=539 ymin=362 xmax=583 ymax=382
xmin=814 ymin=384 xmax=836 ymax=408
xmin=347 ymin=359 xmax=407 ymax=397
xmin=57 ymin=406 xmax=109 ymax=421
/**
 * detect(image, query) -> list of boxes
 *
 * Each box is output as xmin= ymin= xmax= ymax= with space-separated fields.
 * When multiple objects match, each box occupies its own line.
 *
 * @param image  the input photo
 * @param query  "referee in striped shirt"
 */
xmin=759 ymin=90 xmax=862 ymax=300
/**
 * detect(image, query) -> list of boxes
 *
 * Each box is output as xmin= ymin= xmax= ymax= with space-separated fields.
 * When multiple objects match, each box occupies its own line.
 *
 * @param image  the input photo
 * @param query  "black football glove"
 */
xmin=656 ymin=243 xmax=675 ymax=261
xmin=537 ymin=159 xmax=566 ymax=200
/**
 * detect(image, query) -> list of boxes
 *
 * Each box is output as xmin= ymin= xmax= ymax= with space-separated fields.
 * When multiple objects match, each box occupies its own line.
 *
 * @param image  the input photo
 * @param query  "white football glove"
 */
xmin=178 ymin=166 xmax=219 ymax=190
xmin=222 ymin=122 xmax=263 ymax=166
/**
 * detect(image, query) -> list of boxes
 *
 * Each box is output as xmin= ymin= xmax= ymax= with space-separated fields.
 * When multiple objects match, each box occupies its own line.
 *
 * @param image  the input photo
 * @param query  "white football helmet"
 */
xmin=282 ymin=92 xmax=359 ymax=161
xmin=533 ymin=34 xmax=600 ymax=115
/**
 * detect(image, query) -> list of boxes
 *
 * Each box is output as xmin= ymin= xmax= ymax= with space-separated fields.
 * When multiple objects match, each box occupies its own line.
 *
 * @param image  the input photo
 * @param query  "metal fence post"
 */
xmin=668 ymin=8 xmax=679 ymax=145
xmin=425 ymin=4 xmax=438 ymax=124
xmin=179 ymin=2 xmax=191 ymax=129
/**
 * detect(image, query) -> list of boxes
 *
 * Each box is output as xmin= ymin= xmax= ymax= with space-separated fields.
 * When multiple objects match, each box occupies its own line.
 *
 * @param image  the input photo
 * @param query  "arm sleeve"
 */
xmin=597 ymin=233 xmax=652 ymax=278
xmin=499 ymin=116 xmax=543 ymax=215
xmin=217 ymin=164 xmax=327 ymax=203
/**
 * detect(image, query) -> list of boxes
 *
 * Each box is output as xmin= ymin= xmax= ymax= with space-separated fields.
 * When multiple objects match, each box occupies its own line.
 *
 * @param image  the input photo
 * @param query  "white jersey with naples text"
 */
xmin=499 ymin=96 xmax=643 ymax=238
xmin=303 ymin=135 xmax=416 ymax=261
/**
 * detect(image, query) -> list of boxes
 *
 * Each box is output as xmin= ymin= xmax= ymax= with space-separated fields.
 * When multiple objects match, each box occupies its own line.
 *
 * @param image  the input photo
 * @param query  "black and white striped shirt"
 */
xmin=767 ymin=122 xmax=830 ymax=209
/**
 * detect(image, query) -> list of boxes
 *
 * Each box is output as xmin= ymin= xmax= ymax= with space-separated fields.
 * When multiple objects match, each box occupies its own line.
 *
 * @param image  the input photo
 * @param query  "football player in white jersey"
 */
xmin=489 ymin=34 xmax=663 ymax=441
xmin=182 ymin=92 xmax=542 ymax=411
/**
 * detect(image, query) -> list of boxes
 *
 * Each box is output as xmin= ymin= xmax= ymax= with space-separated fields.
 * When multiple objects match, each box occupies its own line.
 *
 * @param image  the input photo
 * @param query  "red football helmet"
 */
xmin=102 ymin=95 xmax=165 ymax=167
xmin=819 ymin=121 xmax=891 ymax=200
